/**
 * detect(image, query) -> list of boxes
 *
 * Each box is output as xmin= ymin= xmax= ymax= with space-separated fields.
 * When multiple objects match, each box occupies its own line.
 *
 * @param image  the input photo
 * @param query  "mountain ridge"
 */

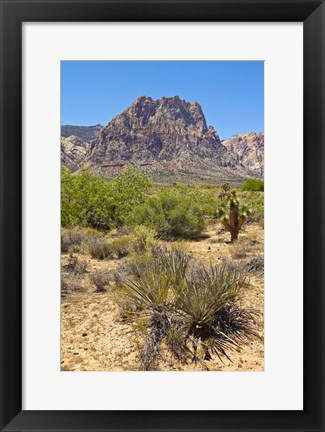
xmin=61 ymin=96 xmax=264 ymax=184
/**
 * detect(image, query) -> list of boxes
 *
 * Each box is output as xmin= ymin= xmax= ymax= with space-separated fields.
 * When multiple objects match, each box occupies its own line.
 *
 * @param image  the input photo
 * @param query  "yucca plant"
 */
xmin=117 ymin=250 xmax=260 ymax=369
xmin=121 ymin=263 xmax=170 ymax=311
xmin=155 ymin=248 xmax=190 ymax=289
xmin=119 ymin=263 xmax=174 ymax=370
xmin=217 ymin=187 xmax=250 ymax=242
xmin=175 ymin=265 xmax=253 ymax=362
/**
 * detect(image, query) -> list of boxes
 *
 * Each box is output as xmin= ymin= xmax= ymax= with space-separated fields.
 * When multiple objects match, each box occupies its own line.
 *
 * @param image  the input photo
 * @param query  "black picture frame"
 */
xmin=0 ymin=0 xmax=324 ymax=431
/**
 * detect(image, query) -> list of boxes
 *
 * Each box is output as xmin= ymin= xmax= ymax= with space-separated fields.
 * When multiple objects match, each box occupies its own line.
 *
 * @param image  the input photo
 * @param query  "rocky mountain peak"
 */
xmin=60 ymin=96 xmax=264 ymax=184
xmin=117 ymin=96 xmax=209 ymax=134
xmin=89 ymin=96 xmax=228 ymax=166
xmin=85 ymin=96 xmax=245 ymax=183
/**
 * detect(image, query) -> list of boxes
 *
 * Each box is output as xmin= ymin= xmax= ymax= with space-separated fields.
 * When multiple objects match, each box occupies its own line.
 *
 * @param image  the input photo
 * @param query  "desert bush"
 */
xmin=61 ymin=227 xmax=102 ymax=253
xmin=241 ymin=191 xmax=264 ymax=212
xmin=90 ymin=268 xmax=112 ymax=292
xmin=247 ymin=212 xmax=264 ymax=228
xmin=241 ymin=191 xmax=264 ymax=226
xmin=61 ymin=165 xmax=150 ymax=230
xmin=129 ymin=225 xmax=157 ymax=254
xmin=241 ymin=178 xmax=264 ymax=192
xmin=111 ymin=236 xmax=130 ymax=258
xmin=244 ymin=256 xmax=264 ymax=273
xmin=61 ymin=271 xmax=84 ymax=297
xmin=117 ymin=249 xmax=259 ymax=369
xmin=63 ymin=254 xmax=88 ymax=275
xmin=131 ymin=189 xmax=207 ymax=240
xmin=89 ymin=238 xmax=114 ymax=260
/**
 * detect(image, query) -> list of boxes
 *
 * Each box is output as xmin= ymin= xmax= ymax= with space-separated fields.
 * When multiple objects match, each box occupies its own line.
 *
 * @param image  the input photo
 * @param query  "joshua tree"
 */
xmin=217 ymin=187 xmax=250 ymax=242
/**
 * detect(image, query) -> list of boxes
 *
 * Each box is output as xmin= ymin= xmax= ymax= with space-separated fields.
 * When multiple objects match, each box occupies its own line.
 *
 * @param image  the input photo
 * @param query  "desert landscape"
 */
xmin=61 ymin=219 xmax=264 ymax=371
xmin=61 ymin=62 xmax=264 ymax=371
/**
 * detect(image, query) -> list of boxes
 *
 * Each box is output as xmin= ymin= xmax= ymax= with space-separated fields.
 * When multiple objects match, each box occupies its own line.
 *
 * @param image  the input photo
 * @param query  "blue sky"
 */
xmin=61 ymin=61 xmax=264 ymax=140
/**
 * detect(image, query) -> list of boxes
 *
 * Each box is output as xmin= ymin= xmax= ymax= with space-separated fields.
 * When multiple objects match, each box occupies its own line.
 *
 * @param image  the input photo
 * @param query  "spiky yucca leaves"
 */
xmin=120 ymin=263 xmax=176 ymax=370
xmin=217 ymin=188 xmax=250 ymax=242
xmin=154 ymin=248 xmax=190 ymax=288
xmin=175 ymin=265 xmax=254 ymax=362
xmin=118 ymin=251 xmax=190 ymax=369
xmin=121 ymin=262 xmax=170 ymax=310
xmin=140 ymin=306 xmax=174 ymax=370
xmin=118 ymin=250 xmax=260 ymax=369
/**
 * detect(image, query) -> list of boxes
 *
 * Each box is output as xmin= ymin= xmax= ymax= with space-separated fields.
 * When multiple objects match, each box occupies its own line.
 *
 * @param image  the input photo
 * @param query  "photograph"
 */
xmin=60 ymin=60 xmax=264 ymax=372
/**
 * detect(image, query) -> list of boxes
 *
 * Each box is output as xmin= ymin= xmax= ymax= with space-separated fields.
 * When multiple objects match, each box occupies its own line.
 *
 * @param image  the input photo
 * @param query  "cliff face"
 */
xmin=87 ymin=96 xmax=246 ymax=183
xmin=89 ymin=96 xmax=234 ymax=163
xmin=222 ymin=132 xmax=264 ymax=177
xmin=61 ymin=135 xmax=89 ymax=172
xmin=61 ymin=96 xmax=264 ymax=184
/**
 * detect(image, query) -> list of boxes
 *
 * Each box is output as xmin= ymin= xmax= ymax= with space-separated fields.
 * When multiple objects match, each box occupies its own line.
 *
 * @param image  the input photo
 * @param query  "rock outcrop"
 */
xmin=222 ymin=132 xmax=264 ymax=177
xmin=61 ymin=135 xmax=89 ymax=172
xmin=61 ymin=97 xmax=264 ymax=184
xmin=87 ymin=96 xmax=246 ymax=183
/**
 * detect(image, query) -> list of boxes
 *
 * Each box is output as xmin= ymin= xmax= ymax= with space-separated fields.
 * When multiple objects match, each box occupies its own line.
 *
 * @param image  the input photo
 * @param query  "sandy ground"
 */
xmin=61 ymin=223 xmax=264 ymax=371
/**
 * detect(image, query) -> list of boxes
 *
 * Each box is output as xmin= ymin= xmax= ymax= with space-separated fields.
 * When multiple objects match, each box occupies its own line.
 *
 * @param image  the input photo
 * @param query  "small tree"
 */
xmin=217 ymin=186 xmax=250 ymax=242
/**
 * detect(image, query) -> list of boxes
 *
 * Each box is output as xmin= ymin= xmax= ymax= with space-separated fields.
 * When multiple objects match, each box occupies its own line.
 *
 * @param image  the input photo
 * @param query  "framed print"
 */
xmin=0 ymin=0 xmax=324 ymax=431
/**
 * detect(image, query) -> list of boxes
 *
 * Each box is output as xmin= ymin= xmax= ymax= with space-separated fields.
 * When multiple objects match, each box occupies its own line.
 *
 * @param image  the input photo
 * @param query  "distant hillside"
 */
xmin=61 ymin=124 xmax=102 ymax=142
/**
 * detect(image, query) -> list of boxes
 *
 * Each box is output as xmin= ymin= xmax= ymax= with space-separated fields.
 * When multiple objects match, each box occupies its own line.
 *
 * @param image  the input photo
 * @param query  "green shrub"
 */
xmin=241 ymin=191 xmax=264 ymax=226
xmin=61 ymin=165 xmax=150 ymax=230
xmin=248 ymin=212 xmax=264 ymax=227
xmin=131 ymin=188 xmax=207 ymax=240
xmin=241 ymin=179 xmax=264 ymax=192
xmin=129 ymin=225 xmax=157 ymax=254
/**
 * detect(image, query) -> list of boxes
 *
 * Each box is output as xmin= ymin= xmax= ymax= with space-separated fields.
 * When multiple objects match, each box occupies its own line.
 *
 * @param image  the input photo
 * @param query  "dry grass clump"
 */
xmin=219 ymin=255 xmax=245 ymax=274
xmin=89 ymin=238 xmax=114 ymax=260
xmin=90 ymin=268 xmax=112 ymax=292
xmin=111 ymin=236 xmax=130 ymax=258
xmin=229 ymin=237 xmax=251 ymax=259
xmin=63 ymin=254 xmax=88 ymax=275
xmin=61 ymin=271 xmax=84 ymax=298
xmin=116 ymin=249 xmax=260 ymax=370
xmin=169 ymin=240 xmax=190 ymax=253
xmin=61 ymin=227 xmax=102 ymax=254
xmin=220 ymin=255 xmax=264 ymax=275
xmin=244 ymin=256 xmax=264 ymax=273
xmin=61 ymin=255 xmax=88 ymax=297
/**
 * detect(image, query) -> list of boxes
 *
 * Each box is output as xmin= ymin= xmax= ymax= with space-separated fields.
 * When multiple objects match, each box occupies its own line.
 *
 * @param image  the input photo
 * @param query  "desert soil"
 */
xmin=61 ymin=223 xmax=264 ymax=371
